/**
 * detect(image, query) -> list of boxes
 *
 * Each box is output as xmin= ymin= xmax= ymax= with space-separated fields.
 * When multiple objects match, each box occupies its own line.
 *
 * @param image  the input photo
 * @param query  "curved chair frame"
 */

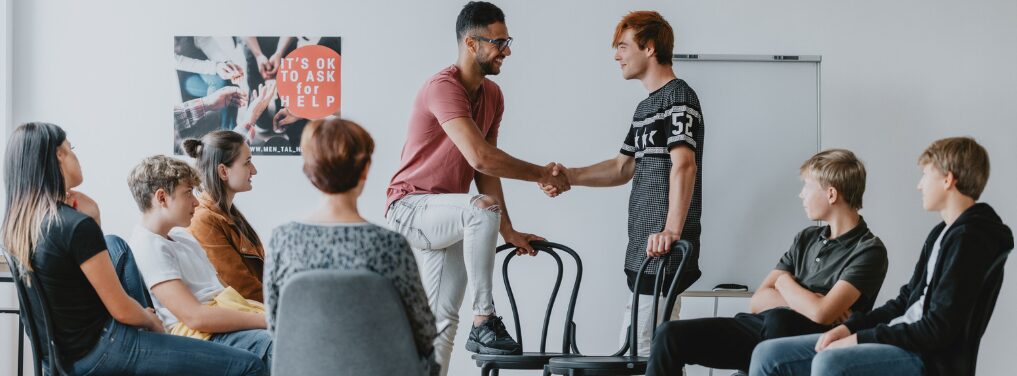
xmin=471 ymin=241 xmax=584 ymax=375
xmin=544 ymin=240 xmax=697 ymax=376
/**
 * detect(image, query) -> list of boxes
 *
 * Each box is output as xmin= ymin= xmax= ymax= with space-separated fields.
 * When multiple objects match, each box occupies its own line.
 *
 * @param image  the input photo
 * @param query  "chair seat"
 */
xmin=473 ymin=352 xmax=579 ymax=368
xmin=547 ymin=355 xmax=648 ymax=370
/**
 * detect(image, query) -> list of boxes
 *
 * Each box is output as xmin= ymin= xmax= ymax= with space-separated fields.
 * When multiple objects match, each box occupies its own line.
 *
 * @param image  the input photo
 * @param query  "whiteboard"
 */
xmin=675 ymin=54 xmax=821 ymax=291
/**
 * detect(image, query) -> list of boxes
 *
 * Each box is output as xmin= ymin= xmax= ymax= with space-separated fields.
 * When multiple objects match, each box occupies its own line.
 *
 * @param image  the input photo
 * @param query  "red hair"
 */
xmin=612 ymin=11 xmax=675 ymax=66
xmin=300 ymin=118 xmax=375 ymax=194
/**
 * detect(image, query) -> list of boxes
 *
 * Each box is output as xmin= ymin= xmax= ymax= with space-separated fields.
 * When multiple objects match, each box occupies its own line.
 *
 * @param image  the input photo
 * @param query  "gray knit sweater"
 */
xmin=265 ymin=221 xmax=437 ymax=373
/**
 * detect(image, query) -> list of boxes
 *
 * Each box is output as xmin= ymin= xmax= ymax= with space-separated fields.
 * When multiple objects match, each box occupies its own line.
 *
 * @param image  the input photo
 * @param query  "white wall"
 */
xmin=4 ymin=0 xmax=1015 ymax=375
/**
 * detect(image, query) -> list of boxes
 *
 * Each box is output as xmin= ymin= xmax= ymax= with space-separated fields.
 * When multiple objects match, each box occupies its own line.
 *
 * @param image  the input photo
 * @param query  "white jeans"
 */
xmin=386 ymin=193 xmax=501 ymax=376
xmin=619 ymin=294 xmax=682 ymax=357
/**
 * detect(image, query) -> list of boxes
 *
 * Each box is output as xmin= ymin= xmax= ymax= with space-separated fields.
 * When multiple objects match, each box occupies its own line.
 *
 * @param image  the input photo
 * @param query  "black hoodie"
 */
xmin=844 ymin=203 xmax=1013 ymax=376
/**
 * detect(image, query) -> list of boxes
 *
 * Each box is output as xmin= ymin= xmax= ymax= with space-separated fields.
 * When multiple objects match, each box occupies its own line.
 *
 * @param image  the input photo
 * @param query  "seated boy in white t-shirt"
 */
xmin=126 ymin=155 xmax=272 ymax=369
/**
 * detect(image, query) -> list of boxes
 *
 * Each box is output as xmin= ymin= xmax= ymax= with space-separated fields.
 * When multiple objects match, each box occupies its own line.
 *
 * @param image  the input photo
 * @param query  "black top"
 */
xmin=30 ymin=203 xmax=109 ymax=362
xmin=775 ymin=218 xmax=889 ymax=313
xmin=620 ymin=79 xmax=704 ymax=293
xmin=845 ymin=203 xmax=1013 ymax=376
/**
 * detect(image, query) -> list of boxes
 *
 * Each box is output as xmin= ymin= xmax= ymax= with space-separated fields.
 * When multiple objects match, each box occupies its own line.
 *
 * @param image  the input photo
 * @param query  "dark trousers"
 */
xmin=645 ymin=308 xmax=831 ymax=375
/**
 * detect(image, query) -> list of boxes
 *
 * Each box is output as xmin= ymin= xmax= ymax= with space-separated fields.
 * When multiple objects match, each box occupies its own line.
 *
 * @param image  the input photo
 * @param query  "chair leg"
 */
xmin=17 ymin=322 xmax=24 ymax=376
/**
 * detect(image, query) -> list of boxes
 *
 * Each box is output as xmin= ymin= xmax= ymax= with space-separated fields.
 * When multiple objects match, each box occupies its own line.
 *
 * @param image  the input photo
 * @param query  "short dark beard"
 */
xmin=476 ymin=50 xmax=500 ymax=76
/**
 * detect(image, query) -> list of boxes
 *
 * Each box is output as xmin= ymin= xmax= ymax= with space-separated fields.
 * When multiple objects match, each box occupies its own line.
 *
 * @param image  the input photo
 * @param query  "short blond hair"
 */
xmin=918 ymin=137 xmax=990 ymax=200
xmin=800 ymin=149 xmax=867 ymax=210
xmin=127 ymin=155 xmax=201 ymax=212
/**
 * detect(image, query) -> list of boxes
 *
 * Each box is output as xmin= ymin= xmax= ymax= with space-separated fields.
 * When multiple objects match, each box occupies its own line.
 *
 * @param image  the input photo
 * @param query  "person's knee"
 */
xmin=651 ymin=321 xmax=685 ymax=350
xmin=751 ymin=339 xmax=782 ymax=373
xmin=654 ymin=320 xmax=683 ymax=336
xmin=811 ymin=349 xmax=848 ymax=376
xmin=762 ymin=309 xmax=811 ymax=339
xmin=752 ymin=339 xmax=777 ymax=363
xmin=237 ymin=351 xmax=269 ymax=376
xmin=471 ymin=195 xmax=501 ymax=213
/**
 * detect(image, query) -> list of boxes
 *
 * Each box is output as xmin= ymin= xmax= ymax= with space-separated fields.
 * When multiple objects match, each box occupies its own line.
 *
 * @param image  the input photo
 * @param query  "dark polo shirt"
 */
xmin=775 ymin=217 xmax=889 ymax=313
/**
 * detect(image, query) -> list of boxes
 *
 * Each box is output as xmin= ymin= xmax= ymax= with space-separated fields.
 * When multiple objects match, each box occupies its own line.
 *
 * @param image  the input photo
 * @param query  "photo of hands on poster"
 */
xmin=173 ymin=36 xmax=342 ymax=155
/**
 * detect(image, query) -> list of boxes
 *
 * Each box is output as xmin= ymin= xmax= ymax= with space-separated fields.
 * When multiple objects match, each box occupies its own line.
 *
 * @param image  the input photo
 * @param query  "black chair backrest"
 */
xmin=2 ymin=250 xmax=69 ymax=376
xmin=496 ymin=241 xmax=583 ymax=355
xmin=626 ymin=240 xmax=696 ymax=357
xmin=967 ymin=248 xmax=1011 ymax=371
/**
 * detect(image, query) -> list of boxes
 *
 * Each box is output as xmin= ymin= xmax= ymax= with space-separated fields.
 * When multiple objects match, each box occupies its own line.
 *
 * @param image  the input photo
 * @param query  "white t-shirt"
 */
xmin=889 ymin=226 xmax=948 ymax=326
xmin=129 ymin=225 xmax=224 ymax=328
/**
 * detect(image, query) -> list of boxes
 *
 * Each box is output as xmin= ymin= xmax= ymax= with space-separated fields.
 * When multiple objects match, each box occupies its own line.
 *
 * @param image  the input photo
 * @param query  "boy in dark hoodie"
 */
xmin=749 ymin=136 xmax=1013 ymax=376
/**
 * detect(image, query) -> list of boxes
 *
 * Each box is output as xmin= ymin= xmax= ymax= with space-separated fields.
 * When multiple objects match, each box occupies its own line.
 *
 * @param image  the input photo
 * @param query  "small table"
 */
xmin=1 ymin=262 xmax=24 ymax=376
xmin=679 ymin=290 xmax=753 ymax=318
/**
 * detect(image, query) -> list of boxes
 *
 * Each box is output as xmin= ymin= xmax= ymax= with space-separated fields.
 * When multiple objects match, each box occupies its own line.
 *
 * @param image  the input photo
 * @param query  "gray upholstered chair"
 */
xmin=272 ymin=269 xmax=423 ymax=375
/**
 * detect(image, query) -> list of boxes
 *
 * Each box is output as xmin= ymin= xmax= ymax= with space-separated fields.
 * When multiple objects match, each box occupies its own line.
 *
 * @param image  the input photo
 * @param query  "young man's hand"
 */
xmin=273 ymin=107 xmax=302 ymax=132
xmin=502 ymin=229 xmax=545 ymax=256
xmin=235 ymin=81 xmax=278 ymax=136
xmin=255 ymin=54 xmax=272 ymax=80
xmin=815 ymin=324 xmax=852 ymax=351
xmin=205 ymin=86 xmax=247 ymax=111
xmin=537 ymin=163 xmax=570 ymax=197
xmin=215 ymin=61 xmax=245 ymax=83
xmin=266 ymin=52 xmax=284 ymax=77
xmin=539 ymin=163 xmax=570 ymax=197
xmin=646 ymin=230 xmax=681 ymax=257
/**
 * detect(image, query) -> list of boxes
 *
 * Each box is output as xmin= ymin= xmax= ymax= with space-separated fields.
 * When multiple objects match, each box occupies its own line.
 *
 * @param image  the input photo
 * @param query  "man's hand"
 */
xmin=266 ymin=52 xmax=283 ymax=77
xmin=824 ymin=333 xmax=858 ymax=351
xmin=538 ymin=163 xmax=570 ymax=197
xmin=273 ymin=107 xmax=302 ymax=132
xmin=205 ymin=86 xmax=247 ymax=112
xmin=815 ymin=325 xmax=852 ymax=352
xmin=236 ymin=81 xmax=278 ymax=136
xmin=215 ymin=61 xmax=245 ymax=84
xmin=255 ymin=54 xmax=272 ymax=80
xmin=502 ymin=229 xmax=545 ymax=256
xmin=646 ymin=230 xmax=680 ymax=257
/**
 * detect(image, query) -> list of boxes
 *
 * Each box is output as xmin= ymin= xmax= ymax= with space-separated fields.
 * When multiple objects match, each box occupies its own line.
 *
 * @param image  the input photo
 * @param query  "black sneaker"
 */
xmin=465 ymin=315 xmax=522 ymax=355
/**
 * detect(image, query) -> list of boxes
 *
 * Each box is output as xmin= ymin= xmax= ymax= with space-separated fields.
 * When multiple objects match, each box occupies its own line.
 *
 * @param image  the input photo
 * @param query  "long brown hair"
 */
xmin=181 ymin=131 xmax=262 ymax=247
xmin=2 ymin=122 xmax=69 ymax=277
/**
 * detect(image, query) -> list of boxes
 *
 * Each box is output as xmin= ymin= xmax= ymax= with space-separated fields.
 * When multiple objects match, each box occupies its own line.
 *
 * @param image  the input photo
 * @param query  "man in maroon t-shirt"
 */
xmin=384 ymin=2 xmax=570 ymax=373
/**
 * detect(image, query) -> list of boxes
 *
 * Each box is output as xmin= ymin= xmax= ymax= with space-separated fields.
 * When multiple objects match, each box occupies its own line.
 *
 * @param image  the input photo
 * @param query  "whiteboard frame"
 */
xmin=673 ymin=53 xmax=822 ymax=151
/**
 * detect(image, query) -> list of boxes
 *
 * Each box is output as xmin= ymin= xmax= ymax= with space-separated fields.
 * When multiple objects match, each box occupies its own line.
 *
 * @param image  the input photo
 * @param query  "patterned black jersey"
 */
xmin=620 ymin=78 xmax=704 ymax=280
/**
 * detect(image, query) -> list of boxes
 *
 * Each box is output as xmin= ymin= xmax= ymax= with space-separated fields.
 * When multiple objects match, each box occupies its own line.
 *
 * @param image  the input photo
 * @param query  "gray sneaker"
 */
xmin=465 ymin=315 xmax=522 ymax=355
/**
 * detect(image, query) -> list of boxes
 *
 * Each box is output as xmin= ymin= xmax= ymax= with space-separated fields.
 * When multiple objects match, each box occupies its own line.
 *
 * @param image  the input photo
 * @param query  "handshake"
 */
xmin=538 ymin=162 xmax=570 ymax=198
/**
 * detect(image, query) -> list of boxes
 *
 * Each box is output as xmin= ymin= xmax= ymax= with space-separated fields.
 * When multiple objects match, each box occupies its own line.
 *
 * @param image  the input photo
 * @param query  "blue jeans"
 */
xmin=210 ymin=329 xmax=274 ymax=371
xmin=749 ymin=333 xmax=923 ymax=376
xmin=65 ymin=236 xmax=268 ymax=375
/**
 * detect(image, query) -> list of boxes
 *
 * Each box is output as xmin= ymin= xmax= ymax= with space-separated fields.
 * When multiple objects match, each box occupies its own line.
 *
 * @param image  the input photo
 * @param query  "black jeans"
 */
xmin=645 ymin=308 xmax=831 ymax=375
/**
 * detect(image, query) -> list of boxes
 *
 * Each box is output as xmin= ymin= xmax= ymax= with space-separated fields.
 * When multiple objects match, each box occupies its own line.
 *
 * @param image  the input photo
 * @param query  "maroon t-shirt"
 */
xmin=386 ymin=65 xmax=504 ymax=211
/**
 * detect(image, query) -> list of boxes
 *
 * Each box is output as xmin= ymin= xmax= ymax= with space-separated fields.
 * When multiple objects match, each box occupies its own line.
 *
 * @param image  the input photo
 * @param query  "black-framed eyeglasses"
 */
xmin=471 ymin=36 xmax=513 ymax=52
